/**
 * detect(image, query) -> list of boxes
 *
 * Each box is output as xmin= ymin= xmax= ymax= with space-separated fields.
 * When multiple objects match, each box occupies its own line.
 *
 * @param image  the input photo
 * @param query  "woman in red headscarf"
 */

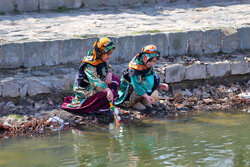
xmin=62 ymin=37 xmax=120 ymax=113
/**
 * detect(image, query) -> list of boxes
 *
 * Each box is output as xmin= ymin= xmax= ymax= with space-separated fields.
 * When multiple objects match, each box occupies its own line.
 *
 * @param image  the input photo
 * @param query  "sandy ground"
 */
xmin=0 ymin=0 xmax=250 ymax=44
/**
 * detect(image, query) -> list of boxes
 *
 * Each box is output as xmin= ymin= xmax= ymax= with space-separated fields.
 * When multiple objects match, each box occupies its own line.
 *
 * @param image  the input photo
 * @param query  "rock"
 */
xmin=207 ymin=61 xmax=231 ymax=78
xmin=176 ymin=107 xmax=189 ymax=112
xmin=153 ymin=101 xmax=160 ymax=107
xmin=20 ymin=84 xmax=28 ymax=98
xmin=193 ymin=88 xmax=202 ymax=99
xmin=27 ymin=98 xmax=35 ymax=105
xmin=247 ymin=80 xmax=250 ymax=86
xmin=1 ymin=77 xmax=22 ymax=97
xmin=27 ymin=77 xmax=51 ymax=96
xmin=5 ymin=101 xmax=15 ymax=109
xmin=203 ymin=98 xmax=213 ymax=104
xmin=165 ymin=64 xmax=185 ymax=83
xmin=202 ymin=92 xmax=210 ymax=99
xmin=237 ymin=93 xmax=250 ymax=99
xmin=0 ymin=102 xmax=5 ymax=110
xmin=231 ymin=61 xmax=249 ymax=75
xmin=180 ymin=89 xmax=193 ymax=97
xmin=160 ymin=99 xmax=166 ymax=104
xmin=185 ymin=63 xmax=207 ymax=80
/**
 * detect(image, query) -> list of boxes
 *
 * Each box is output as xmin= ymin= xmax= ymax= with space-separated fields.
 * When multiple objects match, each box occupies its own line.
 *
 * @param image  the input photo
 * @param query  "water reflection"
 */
xmin=0 ymin=112 xmax=250 ymax=167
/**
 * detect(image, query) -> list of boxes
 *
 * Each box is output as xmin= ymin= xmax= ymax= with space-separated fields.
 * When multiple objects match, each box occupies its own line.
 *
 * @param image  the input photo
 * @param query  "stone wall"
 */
xmin=0 ymin=0 xmax=167 ymax=13
xmin=0 ymin=59 xmax=249 ymax=98
xmin=163 ymin=60 xmax=249 ymax=84
xmin=0 ymin=27 xmax=250 ymax=98
xmin=0 ymin=27 xmax=249 ymax=69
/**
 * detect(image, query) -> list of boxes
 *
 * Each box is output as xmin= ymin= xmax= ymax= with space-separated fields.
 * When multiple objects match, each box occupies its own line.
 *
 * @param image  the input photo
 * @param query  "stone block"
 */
xmin=151 ymin=33 xmax=169 ymax=57
xmin=117 ymin=35 xmax=135 ymax=63
xmin=185 ymin=63 xmax=207 ymax=80
xmin=44 ymin=40 xmax=62 ymax=66
xmin=221 ymin=28 xmax=239 ymax=53
xmin=238 ymin=27 xmax=250 ymax=50
xmin=165 ymin=64 xmax=185 ymax=83
xmin=122 ymin=0 xmax=141 ymax=5
xmin=0 ymin=45 xmax=3 ymax=68
xmin=82 ymin=37 xmax=98 ymax=60
xmin=187 ymin=30 xmax=204 ymax=57
xmin=15 ymin=0 xmax=39 ymax=12
xmin=1 ymin=43 xmax=23 ymax=68
xmin=50 ymin=74 xmax=75 ymax=90
xmin=134 ymin=34 xmax=152 ymax=55
xmin=20 ymin=84 xmax=28 ymax=98
xmin=62 ymin=39 xmax=83 ymax=64
xmin=0 ymin=0 xmax=14 ymax=12
xmin=0 ymin=81 xmax=2 ymax=97
xmin=84 ymin=0 xmax=103 ymax=7
xmin=27 ymin=77 xmax=51 ymax=96
xmin=231 ymin=61 xmax=249 ymax=75
xmin=40 ymin=0 xmax=58 ymax=10
xmin=62 ymin=74 xmax=75 ymax=89
xmin=103 ymin=0 xmax=120 ymax=6
xmin=248 ymin=61 xmax=250 ymax=73
xmin=168 ymin=32 xmax=187 ymax=57
xmin=58 ymin=0 xmax=83 ymax=8
xmin=207 ymin=61 xmax=231 ymax=78
xmin=1 ymin=77 xmax=22 ymax=97
xmin=204 ymin=29 xmax=221 ymax=54
xmin=23 ymin=42 xmax=45 ymax=68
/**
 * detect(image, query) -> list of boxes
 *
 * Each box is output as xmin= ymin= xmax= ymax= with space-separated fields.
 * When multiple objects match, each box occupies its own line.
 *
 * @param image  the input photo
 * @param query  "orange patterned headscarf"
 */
xmin=129 ymin=45 xmax=160 ymax=71
xmin=82 ymin=37 xmax=115 ymax=66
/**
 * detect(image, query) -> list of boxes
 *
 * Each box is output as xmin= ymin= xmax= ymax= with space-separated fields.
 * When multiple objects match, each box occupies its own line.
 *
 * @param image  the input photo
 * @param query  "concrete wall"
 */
xmin=0 ymin=27 xmax=249 ymax=69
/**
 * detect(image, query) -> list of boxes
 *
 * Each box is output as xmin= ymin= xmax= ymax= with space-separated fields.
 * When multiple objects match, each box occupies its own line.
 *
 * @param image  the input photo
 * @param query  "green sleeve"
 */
xmin=130 ymin=75 xmax=147 ymax=96
xmin=85 ymin=64 xmax=108 ymax=92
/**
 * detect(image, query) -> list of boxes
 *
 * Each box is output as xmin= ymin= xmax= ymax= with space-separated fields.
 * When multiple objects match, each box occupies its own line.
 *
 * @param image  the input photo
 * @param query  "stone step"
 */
xmin=155 ymin=56 xmax=250 ymax=83
xmin=0 ymin=57 xmax=249 ymax=98
xmin=1 ymin=27 xmax=250 ymax=69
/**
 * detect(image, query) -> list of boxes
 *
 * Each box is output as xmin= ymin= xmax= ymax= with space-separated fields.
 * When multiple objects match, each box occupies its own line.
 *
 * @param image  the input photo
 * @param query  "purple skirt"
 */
xmin=62 ymin=75 xmax=120 ymax=114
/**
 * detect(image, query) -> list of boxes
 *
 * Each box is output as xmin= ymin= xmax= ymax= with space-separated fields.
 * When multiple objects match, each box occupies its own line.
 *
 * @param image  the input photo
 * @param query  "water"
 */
xmin=0 ymin=112 xmax=250 ymax=167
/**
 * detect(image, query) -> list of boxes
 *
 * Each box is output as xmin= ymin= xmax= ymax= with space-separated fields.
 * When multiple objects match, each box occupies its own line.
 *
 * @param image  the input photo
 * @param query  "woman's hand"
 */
xmin=104 ymin=88 xmax=114 ymax=103
xmin=105 ymin=72 xmax=113 ymax=85
xmin=142 ymin=94 xmax=154 ymax=104
xmin=159 ymin=83 xmax=169 ymax=91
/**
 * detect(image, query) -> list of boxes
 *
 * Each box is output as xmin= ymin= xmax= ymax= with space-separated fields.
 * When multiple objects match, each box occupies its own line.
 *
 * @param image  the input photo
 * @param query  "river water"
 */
xmin=0 ymin=112 xmax=249 ymax=167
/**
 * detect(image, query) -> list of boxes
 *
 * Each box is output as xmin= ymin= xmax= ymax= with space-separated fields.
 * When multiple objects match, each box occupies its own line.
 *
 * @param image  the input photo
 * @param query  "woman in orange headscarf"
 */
xmin=115 ymin=45 xmax=168 ymax=110
xmin=62 ymin=37 xmax=120 ymax=113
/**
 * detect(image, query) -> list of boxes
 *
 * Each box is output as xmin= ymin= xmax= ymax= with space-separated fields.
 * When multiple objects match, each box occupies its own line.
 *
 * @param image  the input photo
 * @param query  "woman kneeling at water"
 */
xmin=62 ymin=37 xmax=120 ymax=113
xmin=115 ymin=45 xmax=168 ymax=110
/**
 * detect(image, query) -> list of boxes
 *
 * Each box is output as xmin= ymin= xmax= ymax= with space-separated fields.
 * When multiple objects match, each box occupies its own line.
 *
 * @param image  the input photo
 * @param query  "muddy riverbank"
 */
xmin=0 ymin=79 xmax=249 ymax=138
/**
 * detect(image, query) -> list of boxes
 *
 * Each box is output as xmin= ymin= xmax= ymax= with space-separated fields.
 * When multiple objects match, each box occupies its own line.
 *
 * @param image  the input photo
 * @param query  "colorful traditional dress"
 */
xmin=62 ymin=37 xmax=120 ymax=113
xmin=115 ymin=45 xmax=160 ymax=108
